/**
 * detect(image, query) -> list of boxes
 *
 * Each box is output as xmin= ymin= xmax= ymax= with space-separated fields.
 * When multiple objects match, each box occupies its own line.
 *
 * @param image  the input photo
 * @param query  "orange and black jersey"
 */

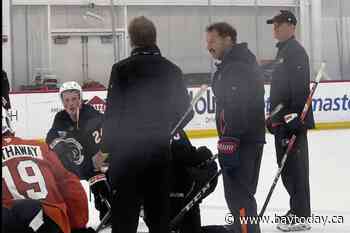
xmin=2 ymin=136 xmax=88 ymax=233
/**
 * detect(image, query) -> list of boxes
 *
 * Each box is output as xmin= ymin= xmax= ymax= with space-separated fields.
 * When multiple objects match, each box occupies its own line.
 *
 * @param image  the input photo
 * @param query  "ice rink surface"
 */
xmin=87 ymin=129 xmax=350 ymax=233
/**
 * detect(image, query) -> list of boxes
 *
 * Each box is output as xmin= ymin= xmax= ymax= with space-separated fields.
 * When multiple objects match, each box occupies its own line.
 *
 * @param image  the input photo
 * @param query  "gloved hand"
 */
xmin=265 ymin=117 xmax=284 ymax=135
xmin=187 ymin=159 xmax=218 ymax=202
xmin=196 ymin=146 xmax=215 ymax=168
xmin=284 ymin=113 xmax=305 ymax=134
xmin=217 ymin=137 xmax=240 ymax=175
xmin=89 ymin=174 xmax=111 ymax=219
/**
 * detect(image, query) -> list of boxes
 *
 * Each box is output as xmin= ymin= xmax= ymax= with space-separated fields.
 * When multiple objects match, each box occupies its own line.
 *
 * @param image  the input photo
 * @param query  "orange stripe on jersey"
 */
xmin=42 ymin=201 xmax=71 ymax=233
xmin=240 ymin=208 xmax=248 ymax=233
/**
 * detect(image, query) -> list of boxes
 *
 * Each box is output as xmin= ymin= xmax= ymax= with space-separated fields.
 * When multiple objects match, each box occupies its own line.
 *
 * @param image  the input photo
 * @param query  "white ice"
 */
xmin=85 ymin=129 xmax=350 ymax=233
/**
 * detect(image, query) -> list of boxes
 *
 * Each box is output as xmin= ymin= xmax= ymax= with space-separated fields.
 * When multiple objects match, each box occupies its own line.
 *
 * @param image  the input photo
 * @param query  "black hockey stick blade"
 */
xmin=95 ymin=198 xmax=112 ymax=232
xmin=169 ymin=169 xmax=222 ymax=230
xmin=96 ymin=209 xmax=112 ymax=232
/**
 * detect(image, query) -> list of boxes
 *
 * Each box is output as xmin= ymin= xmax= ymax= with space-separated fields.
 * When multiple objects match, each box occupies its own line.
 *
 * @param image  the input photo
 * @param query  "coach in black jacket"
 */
xmin=266 ymin=10 xmax=314 ymax=232
xmin=102 ymin=16 xmax=191 ymax=233
xmin=206 ymin=22 xmax=265 ymax=233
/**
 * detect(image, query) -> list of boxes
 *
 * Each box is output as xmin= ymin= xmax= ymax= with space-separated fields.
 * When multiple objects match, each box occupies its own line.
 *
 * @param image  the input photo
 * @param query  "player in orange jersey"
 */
xmin=2 ymin=106 xmax=95 ymax=233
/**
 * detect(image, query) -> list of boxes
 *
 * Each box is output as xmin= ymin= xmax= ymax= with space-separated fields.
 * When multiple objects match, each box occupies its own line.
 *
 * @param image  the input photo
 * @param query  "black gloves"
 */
xmin=266 ymin=111 xmax=306 ymax=135
xmin=283 ymin=113 xmax=306 ymax=134
xmin=196 ymin=146 xmax=215 ymax=168
xmin=187 ymin=146 xmax=218 ymax=203
xmin=88 ymin=174 xmax=111 ymax=220
xmin=266 ymin=117 xmax=284 ymax=135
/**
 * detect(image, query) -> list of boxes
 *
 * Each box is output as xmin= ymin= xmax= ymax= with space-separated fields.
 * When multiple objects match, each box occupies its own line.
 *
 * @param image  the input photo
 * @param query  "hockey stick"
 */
xmin=95 ymin=198 xmax=112 ymax=232
xmin=268 ymin=103 xmax=284 ymax=120
xmin=170 ymin=104 xmax=283 ymax=230
xmin=171 ymin=84 xmax=209 ymax=136
xmin=97 ymin=85 xmax=208 ymax=173
xmin=95 ymin=86 xmax=208 ymax=232
xmin=198 ymin=102 xmax=284 ymax=167
xmin=170 ymin=169 xmax=223 ymax=230
xmin=169 ymin=103 xmax=285 ymax=230
xmin=259 ymin=62 xmax=326 ymax=217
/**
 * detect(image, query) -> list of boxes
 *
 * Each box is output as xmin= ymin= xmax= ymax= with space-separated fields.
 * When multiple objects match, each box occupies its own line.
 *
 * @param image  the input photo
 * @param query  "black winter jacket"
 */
xmin=212 ymin=43 xmax=266 ymax=143
xmin=102 ymin=45 xmax=191 ymax=153
xmin=269 ymin=36 xmax=315 ymax=129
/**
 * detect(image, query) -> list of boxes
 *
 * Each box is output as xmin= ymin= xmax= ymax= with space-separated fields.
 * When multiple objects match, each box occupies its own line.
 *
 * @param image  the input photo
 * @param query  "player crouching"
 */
xmin=2 ymin=106 xmax=95 ymax=233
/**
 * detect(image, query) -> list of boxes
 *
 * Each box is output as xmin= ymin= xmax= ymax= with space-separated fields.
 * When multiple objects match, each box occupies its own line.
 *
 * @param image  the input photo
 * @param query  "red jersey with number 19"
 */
xmin=2 ymin=136 xmax=88 ymax=233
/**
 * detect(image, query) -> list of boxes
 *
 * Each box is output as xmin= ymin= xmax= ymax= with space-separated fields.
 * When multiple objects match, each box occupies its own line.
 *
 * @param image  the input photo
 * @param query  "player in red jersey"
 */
xmin=2 ymin=106 xmax=94 ymax=233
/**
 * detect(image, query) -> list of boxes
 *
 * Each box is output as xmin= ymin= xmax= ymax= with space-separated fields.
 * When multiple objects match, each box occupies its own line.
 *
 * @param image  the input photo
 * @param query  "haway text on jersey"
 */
xmin=2 ymin=145 xmax=43 ymax=162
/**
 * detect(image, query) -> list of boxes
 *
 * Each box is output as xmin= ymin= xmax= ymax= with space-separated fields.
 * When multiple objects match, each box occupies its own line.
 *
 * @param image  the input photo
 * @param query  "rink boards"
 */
xmin=8 ymin=81 xmax=350 ymax=139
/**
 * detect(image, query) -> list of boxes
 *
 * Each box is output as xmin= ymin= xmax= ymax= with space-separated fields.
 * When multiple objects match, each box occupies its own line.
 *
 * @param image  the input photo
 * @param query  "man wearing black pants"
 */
xmin=275 ymin=132 xmax=310 ymax=221
xmin=206 ymin=22 xmax=266 ymax=233
xmin=102 ymin=16 xmax=191 ymax=233
xmin=266 ymin=10 xmax=314 ymax=232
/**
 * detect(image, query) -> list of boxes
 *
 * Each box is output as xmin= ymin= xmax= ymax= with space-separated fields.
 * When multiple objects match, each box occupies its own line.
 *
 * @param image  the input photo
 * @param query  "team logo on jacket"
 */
xmin=65 ymin=138 xmax=84 ymax=165
xmin=87 ymin=96 xmax=106 ymax=114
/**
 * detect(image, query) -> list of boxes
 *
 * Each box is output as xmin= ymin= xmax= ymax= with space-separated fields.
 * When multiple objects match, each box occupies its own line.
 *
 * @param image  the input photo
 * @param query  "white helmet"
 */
xmin=2 ymin=107 xmax=14 ymax=135
xmin=59 ymin=81 xmax=82 ymax=101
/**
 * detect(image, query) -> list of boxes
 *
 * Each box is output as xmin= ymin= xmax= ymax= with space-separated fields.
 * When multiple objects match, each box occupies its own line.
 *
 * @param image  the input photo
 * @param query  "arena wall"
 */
xmin=8 ymin=81 xmax=350 ymax=139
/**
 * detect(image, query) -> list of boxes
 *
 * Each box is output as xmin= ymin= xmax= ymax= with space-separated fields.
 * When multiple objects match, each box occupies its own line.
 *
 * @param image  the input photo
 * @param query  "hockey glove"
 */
xmin=89 ymin=174 xmax=111 ymax=219
xmin=187 ymin=160 xmax=218 ymax=202
xmin=273 ymin=124 xmax=291 ymax=150
xmin=196 ymin=146 xmax=215 ymax=168
xmin=265 ymin=117 xmax=284 ymax=135
xmin=217 ymin=137 xmax=240 ymax=175
xmin=284 ymin=113 xmax=305 ymax=134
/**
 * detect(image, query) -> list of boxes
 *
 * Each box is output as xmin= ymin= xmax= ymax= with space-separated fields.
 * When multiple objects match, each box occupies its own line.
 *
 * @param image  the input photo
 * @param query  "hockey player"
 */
xmin=139 ymin=129 xmax=218 ymax=233
xmin=168 ymin=129 xmax=218 ymax=233
xmin=2 ymin=107 xmax=95 ymax=233
xmin=45 ymin=81 xmax=110 ymax=220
